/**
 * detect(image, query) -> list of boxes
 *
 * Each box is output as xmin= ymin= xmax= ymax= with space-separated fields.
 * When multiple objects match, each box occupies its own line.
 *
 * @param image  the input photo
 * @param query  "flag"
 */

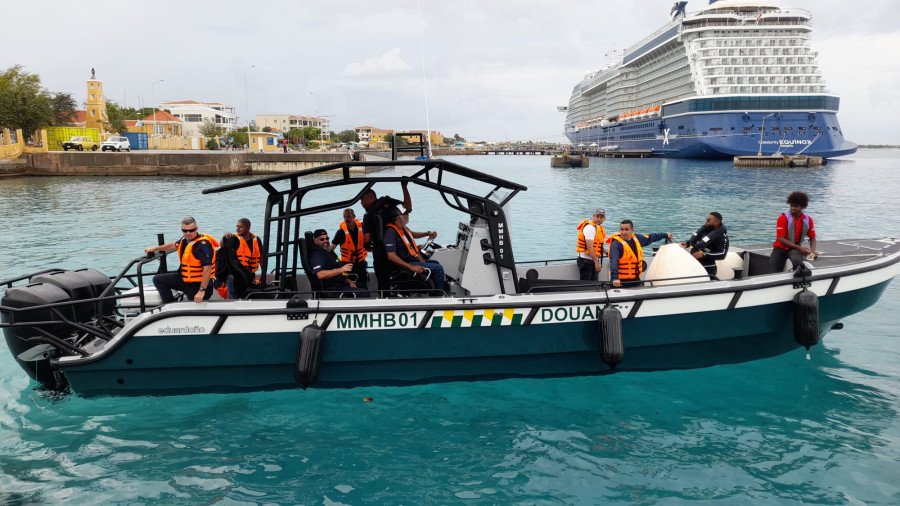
xmin=756 ymin=12 xmax=763 ymax=23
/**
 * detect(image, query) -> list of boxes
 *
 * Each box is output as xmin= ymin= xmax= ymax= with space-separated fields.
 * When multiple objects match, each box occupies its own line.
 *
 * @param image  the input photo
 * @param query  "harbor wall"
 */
xmin=4 ymin=152 xmax=352 ymax=177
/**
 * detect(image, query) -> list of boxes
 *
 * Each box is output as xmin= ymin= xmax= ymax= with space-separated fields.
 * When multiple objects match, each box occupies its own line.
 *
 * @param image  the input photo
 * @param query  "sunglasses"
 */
xmin=182 ymin=228 xmax=197 ymax=233
xmin=316 ymin=236 xmax=329 ymax=241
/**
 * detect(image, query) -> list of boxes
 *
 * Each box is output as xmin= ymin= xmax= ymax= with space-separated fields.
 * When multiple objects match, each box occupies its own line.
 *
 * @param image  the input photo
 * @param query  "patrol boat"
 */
xmin=2 ymin=159 xmax=899 ymax=397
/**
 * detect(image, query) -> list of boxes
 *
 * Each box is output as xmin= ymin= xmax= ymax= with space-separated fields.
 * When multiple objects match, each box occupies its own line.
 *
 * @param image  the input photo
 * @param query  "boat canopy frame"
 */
xmin=203 ymin=159 xmax=528 ymax=294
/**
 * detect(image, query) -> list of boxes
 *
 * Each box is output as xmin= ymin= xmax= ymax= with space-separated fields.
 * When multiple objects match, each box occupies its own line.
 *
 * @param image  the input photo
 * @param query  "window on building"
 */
xmin=154 ymin=125 xmax=164 ymax=135
xmin=184 ymin=114 xmax=202 ymax=122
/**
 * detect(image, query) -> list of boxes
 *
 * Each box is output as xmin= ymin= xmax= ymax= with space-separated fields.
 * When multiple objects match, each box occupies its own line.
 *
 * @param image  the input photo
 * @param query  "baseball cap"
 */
xmin=594 ymin=208 xmax=605 ymax=216
xmin=313 ymin=229 xmax=328 ymax=238
xmin=396 ymin=204 xmax=409 ymax=215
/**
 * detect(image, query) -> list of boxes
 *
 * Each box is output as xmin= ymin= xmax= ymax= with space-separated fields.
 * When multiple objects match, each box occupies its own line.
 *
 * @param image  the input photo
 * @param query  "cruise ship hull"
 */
xmin=567 ymin=109 xmax=857 ymax=159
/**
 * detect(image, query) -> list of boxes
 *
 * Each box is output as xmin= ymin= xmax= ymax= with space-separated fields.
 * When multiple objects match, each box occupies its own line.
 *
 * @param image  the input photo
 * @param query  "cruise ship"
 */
xmin=562 ymin=0 xmax=856 ymax=159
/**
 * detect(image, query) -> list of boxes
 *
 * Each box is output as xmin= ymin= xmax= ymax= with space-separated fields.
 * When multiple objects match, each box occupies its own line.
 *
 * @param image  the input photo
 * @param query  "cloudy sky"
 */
xmin=4 ymin=0 xmax=897 ymax=144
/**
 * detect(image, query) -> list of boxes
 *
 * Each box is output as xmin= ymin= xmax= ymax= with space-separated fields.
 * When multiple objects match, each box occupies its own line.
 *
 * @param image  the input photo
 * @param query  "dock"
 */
xmin=550 ymin=155 xmax=589 ymax=168
xmin=733 ymin=155 xmax=825 ymax=168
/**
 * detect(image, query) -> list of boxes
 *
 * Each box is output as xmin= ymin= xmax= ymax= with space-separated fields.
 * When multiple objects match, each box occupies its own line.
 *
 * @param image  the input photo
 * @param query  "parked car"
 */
xmin=62 ymin=136 xmax=99 ymax=151
xmin=101 ymin=136 xmax=131 ymax=152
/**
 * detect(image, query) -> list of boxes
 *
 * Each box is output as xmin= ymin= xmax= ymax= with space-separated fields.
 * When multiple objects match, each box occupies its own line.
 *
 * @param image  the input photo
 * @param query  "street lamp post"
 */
xmin=758 ymin=113 xmax=774 ymax=156
xmin=151 ymin=79 xmax=164 ymax=149
xmin=309 ymin=92 xmax=324 ymax=149
xmin=245 ymin=65 xmax=255 ymax=151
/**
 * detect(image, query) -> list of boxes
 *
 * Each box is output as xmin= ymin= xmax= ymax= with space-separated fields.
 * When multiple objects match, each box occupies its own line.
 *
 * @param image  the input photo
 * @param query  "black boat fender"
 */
xmin=295 ymin=321 xmax=325 ymax=388
xmin=793 ymin=288 xmax=820 ymax=349
xmin=599 ymin=306 xmax=624 ymax=369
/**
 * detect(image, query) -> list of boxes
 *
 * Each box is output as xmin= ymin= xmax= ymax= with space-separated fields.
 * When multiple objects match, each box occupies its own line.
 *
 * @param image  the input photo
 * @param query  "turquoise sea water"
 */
xmin=2 ymin=151 xmax=900 ymax=504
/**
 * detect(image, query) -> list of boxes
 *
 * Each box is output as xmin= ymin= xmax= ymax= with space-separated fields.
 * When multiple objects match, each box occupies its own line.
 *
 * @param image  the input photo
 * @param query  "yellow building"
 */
xmin=249 ymin=131 xmax=281 ymax=152
xmin=85 ymin=74 xmax=109 ymax=133
xmin=126 ymin=111 xmax=183 ymax=137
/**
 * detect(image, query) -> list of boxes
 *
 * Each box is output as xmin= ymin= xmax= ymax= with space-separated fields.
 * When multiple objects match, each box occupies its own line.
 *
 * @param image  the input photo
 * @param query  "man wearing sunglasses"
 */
xmin=144 ymin=216 xmax=219 ymax=303
xmin=308 ymin=229 xmax=368 ymax=297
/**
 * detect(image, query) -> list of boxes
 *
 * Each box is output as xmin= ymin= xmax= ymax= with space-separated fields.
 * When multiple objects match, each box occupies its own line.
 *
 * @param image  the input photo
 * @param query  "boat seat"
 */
xmin=299 ymin=231 xmax=324 ymax=295
xmin=300 ymin=231 xmax=369 ymax=299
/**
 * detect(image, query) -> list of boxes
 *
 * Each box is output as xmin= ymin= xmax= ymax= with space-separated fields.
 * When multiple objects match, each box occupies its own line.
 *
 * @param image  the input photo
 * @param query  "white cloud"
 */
xmin=343 ymin=48 xmax=411 ymax=77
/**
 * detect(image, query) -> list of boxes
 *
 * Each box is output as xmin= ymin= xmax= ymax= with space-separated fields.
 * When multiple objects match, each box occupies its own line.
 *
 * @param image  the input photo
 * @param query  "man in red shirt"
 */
xmin=770 ymin=191 xmax=818 ymax=272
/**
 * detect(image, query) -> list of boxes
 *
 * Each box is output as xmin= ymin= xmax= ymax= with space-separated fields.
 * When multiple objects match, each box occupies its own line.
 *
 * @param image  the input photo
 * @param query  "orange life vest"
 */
xmin=576 ymin=219 xmax=606 ymax=257
xmin=179 ymin=234 xmax=219 ymax=283
xmin=609 ymin=234 xmax=643 ymax=280
xmin=386 ymin=223 xmax=420 ymax=260
xmin=339 ymin=219 xmax=368 ymax=263
xmin=236 ymin=233 xmax=261 ymax=273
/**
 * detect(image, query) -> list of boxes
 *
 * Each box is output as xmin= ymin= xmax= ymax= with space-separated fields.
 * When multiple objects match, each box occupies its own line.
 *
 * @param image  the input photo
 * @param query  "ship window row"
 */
xmin=704 ymin=47 xmax=810 ymax=57
xmin=707 ymin=75 xmax=822 ymax=85
xmin=664 ymin=96 xmax=840 ymax=115
xmin=702 ymin=65 xmax=818 ymax=76
xmin=700 ymin=48 xmax=812 ymax=60
xmin=685 ymin=21 xmax=811 ymax=35
xmin=709 ymin=85 xmax=826 ymax=94
xmin=701 ymin=55 xmax=814 ymax=67
xmin=695 ymin=35 xmax=809 ymax=49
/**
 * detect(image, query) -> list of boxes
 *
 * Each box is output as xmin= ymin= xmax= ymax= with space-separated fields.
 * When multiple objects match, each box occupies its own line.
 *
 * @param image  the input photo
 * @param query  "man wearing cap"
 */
xmin=308 ymin=229 xmax=368 ymax=297
xmin=383 ymin=204 xmax=445 ymax=293
xmin=361 ymin=182 xmax=412 ymax=291
xmin=680 ymin=212 xmax=729 ymax=277
xmin=576 ymin=208 xmax=608 ymax=281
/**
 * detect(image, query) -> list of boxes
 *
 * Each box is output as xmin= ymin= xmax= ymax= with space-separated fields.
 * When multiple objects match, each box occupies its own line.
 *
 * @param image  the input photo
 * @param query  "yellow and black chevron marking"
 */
xmin=429 ymin=308 xmax=528 ymax=328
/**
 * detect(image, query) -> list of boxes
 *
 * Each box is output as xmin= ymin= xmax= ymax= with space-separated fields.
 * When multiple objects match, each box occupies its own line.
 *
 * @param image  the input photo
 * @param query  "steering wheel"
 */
xmin=419 ymin=236 xmax=441 ymax=260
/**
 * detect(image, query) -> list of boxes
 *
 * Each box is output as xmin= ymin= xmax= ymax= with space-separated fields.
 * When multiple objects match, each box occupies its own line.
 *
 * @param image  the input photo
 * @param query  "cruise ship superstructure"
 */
xmin=562 ymin=0 xmax=856 ymax=158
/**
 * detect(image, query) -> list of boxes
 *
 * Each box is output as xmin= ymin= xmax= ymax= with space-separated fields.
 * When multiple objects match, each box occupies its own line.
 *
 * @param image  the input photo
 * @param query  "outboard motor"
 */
xmin=31 ymin=270 xmax=96 ymax=322
xmin=1 ymin=282 xmax=75 ymax=387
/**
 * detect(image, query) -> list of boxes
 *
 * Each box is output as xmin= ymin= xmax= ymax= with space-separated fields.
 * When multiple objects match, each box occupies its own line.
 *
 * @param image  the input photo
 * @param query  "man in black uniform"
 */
xmin=308 ymin=229 xmax=368 ymax=297
xmin=361 ymin=181 xmax=412 ymax=293
xmin=680 ymin=211 xmax=729 ymax=277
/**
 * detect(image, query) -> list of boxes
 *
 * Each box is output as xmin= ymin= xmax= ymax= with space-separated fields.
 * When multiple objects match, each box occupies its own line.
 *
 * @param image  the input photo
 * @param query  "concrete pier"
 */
xmin=3 ymin=151 xmax=352 ymax=178
xmin=733 ymin=155 xmax=825 ymax=168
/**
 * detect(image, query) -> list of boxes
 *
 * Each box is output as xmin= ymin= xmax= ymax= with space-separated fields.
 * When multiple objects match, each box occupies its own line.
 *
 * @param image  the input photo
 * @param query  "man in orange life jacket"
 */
xmin=144 ymin=216 xmax=218 ymax=303
xmin=383 ymin=204 xmax=444 ymax=292
xmin=576 ymin=208 xmax=607 ymax=281
xmin=770 ymin=191 xmax=818 ymax=272
xmin=608 ymin=220 xmax=672 ymax=288
xmin=331 ymin=208 xmax=368 ymax=287
xmin=220 ymin=217 xmax=264 ymax=299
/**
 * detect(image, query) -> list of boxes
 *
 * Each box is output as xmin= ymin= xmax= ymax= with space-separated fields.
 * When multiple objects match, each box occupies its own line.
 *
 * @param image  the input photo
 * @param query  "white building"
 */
xmin=257 ymin=114 xmax=330 ymax=138
xmin=158 ymin=100 xmax=237 ymax=137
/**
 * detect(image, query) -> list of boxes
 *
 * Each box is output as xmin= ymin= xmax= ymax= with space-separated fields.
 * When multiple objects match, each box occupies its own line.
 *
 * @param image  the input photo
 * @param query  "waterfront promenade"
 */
xmin=0 ymin=151 xmax=352 ymax=178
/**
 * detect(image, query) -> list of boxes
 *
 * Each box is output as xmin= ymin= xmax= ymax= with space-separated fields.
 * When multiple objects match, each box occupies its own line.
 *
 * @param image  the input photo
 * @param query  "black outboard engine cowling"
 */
xmin=31 ymin=270 xmax=96 ymax=322
xmin=1 ymin=282 xmax=74 ymax=387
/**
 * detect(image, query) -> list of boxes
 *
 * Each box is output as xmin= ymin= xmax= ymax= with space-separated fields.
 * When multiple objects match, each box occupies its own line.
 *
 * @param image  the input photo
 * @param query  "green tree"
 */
xmin=333 ymin=129 xmax=358 ymax=143
xmin=103 ymin=100 xmax=129 ymax=134
xmin=50 ymin=92 xmax=77 ymax=125
xmin=301 ymin=126 xmax=321 ymax=143
xmin=198 ymin=118 xmax=225 ymax=138
xmin=0 ymin=65 xmax=76 ymax=134
xmin=286 ymin=128 xmax=304 ymax=145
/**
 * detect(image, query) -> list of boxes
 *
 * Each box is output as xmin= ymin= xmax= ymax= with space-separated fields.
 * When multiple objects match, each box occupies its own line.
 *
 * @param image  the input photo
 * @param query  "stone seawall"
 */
xmin=6 ymin=152 xmax=351 ymax=177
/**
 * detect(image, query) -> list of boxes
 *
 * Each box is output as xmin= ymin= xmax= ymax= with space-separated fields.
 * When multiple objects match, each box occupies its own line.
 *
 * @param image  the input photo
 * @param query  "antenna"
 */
xmin=417 ymin=0 xmax=433 ymax=158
